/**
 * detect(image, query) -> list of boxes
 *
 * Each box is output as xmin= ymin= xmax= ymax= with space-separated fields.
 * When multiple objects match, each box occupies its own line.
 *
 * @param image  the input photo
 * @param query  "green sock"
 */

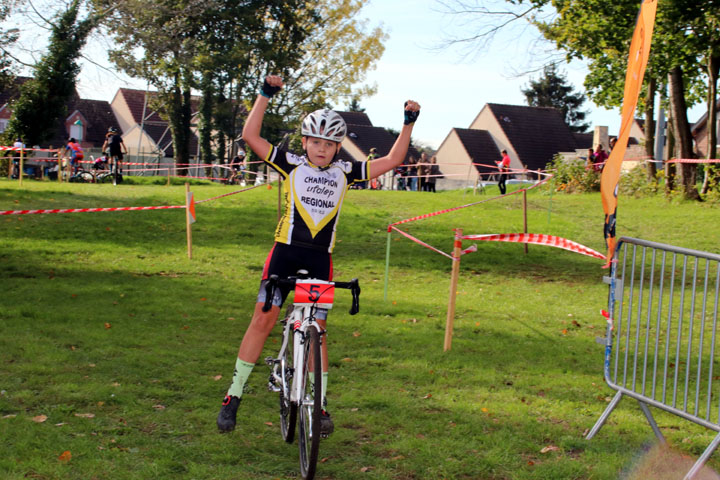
xmin=309 ymin=372 xmax=329 ymax=408
xmin=227 ymin=358 xmax=255 ymax=399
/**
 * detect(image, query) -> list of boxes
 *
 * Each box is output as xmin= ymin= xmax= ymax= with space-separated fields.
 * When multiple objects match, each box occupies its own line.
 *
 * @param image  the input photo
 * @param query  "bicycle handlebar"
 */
xmin=261 ymin=275 xmax=361 ymax=315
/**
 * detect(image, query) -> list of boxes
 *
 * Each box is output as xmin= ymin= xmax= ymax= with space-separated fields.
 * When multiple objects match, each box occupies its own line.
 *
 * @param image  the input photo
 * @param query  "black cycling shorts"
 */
xmin=256 ymin=242 xmax=333 ymax=308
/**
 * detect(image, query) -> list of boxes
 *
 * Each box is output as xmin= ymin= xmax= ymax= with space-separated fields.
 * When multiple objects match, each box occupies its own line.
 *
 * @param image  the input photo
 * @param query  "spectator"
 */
xmin=408 ymin=156 xmax=418 ymax=191
xmin=418 ymin=152 xmax=429 ymax=191
xmin=593 ymin=144 xmax=608 ymax=172
xmin=496 ymin=149 xmax=511 ymax=195
xmin=426 ymin=155 xmax=442 ymax=193
xmin=585 ymin=148 xmax=595 ymax=171
xmin=395 ymin=162 xmax=407 ymax=191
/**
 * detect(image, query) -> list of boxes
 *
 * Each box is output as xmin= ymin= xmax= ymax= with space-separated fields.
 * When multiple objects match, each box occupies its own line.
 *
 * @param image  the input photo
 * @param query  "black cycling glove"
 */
xmin=403 ymin=101 xmax=420 ymax=125
xmin=260 ymin=79 xmax=281 ymax=98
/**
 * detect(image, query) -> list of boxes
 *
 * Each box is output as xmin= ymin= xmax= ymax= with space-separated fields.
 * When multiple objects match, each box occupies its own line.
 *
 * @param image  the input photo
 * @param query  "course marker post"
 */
xmin=18 ymin=149 xmax=24 ymax=186
xmin=166 ymin=167 xmax=171 ymax=186
xmin=444 ymin=228 xmax=463 ymax=352
xmin=384 ymin=228 xmax=392 ymax=301
xmin=185 ymin=183 xmax=195 ymax=259
xmin=523 ymin=189 xmax=528 ymax=254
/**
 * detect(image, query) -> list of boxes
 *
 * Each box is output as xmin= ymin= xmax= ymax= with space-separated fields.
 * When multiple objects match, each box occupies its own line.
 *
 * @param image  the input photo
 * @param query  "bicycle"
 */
xmin=262 ymin=271 xmax=360 ymax=480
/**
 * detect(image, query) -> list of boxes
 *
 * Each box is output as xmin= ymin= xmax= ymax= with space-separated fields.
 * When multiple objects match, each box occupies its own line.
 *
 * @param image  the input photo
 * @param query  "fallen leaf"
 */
xmin=104 ymin=323 xmax=112 ymax=329
xmin=200 ymin=297 xmax=207 ymax=301
xmin=111 ymin=382 xmax=120 ymax=387
xmin=3 ymin=414 xmax=17 ymax=419
xmin=264 ymin=422 xmax=273 ymax=426
xmin=342 ymin=358 xmax=352 ymax=362
xmin=97 ymin=401 xmax=105 ymax=407
xmin=58 ymin=450 xmax=72 ymax=462
xmin=321 ymin=457 xmax=330 ymax=463
xmin=481 ymin=407 xmax=488 ymax=413
xmin=540 ymin=445 xmax=560 ymax=454
xmin=55 ymin=422 xmax=67 ymax=426
xmin=213 ymin=375 xmax=223 ymax=381
xmin=561 ymin=329 xmax=567 ymax=335
xmin=152 ymin=404 xmax=166 ymax=410
xmin=350 ymin=408 xmax=359 ymax=412
xmin=352 ymin=331 xmax=361 ymax=337
xmin=32 ymin=415 xmax=48 ymax=423
xmin=74 ymin=413 xmax=95 ymax=418
xmin=360 ymin=466 xmax=372 ymax=472
xmin=422 ymin=393 xmax=432 ymax=399
xmin=181 ymin=325 xmax=189 ymax=330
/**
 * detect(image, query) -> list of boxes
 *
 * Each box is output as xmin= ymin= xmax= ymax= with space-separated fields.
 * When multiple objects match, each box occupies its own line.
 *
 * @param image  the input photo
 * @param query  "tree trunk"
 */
xmin=199 ymin=72 xmax=215 ymax=177
xmin=644 ymin=76 xmax=657 ymax=181
xmin=668 ymin=66 xmax=699 ymax=200
xmin=701 ymin=52 xmax=719 ymax=194
xmin=665 ymin=107 xmax=675 ymax=194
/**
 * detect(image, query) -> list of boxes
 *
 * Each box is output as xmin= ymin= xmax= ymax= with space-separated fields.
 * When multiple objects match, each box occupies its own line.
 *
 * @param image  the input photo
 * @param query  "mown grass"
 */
xmin=1 ymin=178 xmax=719 ymax=480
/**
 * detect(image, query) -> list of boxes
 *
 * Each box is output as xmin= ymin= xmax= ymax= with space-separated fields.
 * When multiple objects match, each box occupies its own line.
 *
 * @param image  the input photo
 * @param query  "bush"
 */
xmin=618 ymin=164 xmax=661 ymax=197
xmin=546 ymin=154 xmax=600 ymax=193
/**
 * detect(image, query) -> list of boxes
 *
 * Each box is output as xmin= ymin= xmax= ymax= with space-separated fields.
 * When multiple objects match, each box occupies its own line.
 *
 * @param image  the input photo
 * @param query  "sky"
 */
xmin=14 ymin=0 xmax=705 ymax=149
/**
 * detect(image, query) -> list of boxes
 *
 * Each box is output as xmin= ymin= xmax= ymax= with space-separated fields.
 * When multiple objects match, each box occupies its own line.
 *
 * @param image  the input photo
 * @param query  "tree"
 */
xmin=347 ymin=96 xmax=366 ymax=112
xmin=6 ymin=0 xmax=101 ymax=145
xmin=0 ymin=0 xmax=19 ymax=92
xmin=438 ymin=0 xmax=714 ymax=199
xmin=522 ymin=64 xmax=590 ymax=132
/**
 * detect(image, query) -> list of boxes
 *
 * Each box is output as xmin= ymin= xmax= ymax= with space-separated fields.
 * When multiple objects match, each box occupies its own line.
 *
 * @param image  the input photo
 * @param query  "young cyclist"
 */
xmin=217 ymin=75 xmax=420 ymax=434
xmin=63 ymin=138 xmax=84 ymax=175
xmin=102 ymin=127 xmax=127 ymax=175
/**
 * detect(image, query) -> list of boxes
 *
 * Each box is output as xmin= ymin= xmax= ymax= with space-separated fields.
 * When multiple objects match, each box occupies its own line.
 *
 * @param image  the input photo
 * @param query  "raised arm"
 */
xmin=242 ymin=75 xmax=283 ymax=161
xmin=368 ymin=101 xmax=420 ymax=179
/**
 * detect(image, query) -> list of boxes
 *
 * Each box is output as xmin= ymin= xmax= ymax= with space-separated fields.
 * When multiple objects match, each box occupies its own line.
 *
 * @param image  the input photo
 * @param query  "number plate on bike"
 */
xmin=293 ymin=281 xmax=335 ymax=309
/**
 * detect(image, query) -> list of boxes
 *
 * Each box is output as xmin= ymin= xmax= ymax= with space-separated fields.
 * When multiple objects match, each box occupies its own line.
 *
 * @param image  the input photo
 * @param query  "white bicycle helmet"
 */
xmin=301 ymin=109 xmax=347 ymax=143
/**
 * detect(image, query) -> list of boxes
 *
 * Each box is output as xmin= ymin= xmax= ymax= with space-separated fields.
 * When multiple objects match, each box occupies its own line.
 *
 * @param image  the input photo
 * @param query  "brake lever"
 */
xmin=262 ymin=275 xmax=279 ymax=312
xmin=349 ymin=278 xmax=360 ymax=315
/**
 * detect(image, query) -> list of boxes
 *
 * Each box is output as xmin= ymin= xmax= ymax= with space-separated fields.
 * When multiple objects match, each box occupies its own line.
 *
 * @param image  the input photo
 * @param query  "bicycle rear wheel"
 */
xmin=298 ymin=328 xmax=322 ymax=479
xmin=280 ymin=308 xmax=297 ymax=443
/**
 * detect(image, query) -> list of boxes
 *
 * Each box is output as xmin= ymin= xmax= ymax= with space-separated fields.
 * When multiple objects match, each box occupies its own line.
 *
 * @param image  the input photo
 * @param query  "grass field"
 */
xmin=1 ymin=178 xmax=720 ymax=480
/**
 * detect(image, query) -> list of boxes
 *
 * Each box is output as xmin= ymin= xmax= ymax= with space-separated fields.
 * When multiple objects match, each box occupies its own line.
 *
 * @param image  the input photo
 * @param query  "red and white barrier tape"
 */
xmin=1 ymin=205 xmax=184 ymax=216
xmin=462 ymin=233 xmax=605 ymax=260
xmin=387 ymin=175 xmax=552 ymax=231
xmin=389 ymin=226 xmax=453 ymax=260
xmin=666 ymin=158 xmax=720 ymax=164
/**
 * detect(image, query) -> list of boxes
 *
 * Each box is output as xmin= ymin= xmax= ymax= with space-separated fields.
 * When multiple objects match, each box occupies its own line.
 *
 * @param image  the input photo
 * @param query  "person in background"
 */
xmin=11 ymin=137 xmax=24 ymax=179
xmin=367 ymin=148 xmax=379 ymax=189
xmin=395 ymin=162 xmax=407 ymax=191
xmin=62 ymin=138 xmax=84 ymax=175
xmin=418 ymin=152 xmax=429 ymax=191
xmin=408 ymin=156 xmax=418 ymax=191
xmin=496 ymin=149 xmax=511 ymax=195
xmin=585 ymin=148 xmax=596 ymax=171
xmin=593 ymin=144 xmax=608 ymax=172
xmin=426 ymin=155 xmax=442 ymax=193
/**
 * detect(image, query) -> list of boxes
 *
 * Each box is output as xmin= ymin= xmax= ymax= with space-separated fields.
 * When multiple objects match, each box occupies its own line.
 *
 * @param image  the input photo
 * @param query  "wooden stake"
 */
xmin=444 ymin=229 xmax=463 ymax=352
xmin=185 ymin=182 xmax=193 ymax=259
xmin=18 ymin=148 xmax=24 ymax=187
xmin=523 ymin=189 xmax=528 ymax=254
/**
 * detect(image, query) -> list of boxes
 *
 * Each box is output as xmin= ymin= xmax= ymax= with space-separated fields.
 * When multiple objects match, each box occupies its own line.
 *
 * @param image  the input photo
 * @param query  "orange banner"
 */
xmin=601 ymin=0 xmax=658 ymax=266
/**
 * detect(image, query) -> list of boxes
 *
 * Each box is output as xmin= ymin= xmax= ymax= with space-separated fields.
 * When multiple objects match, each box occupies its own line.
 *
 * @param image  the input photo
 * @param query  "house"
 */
xmin=337 ymin=111 xmax=421 ymax=189
xmin=1 ymin=76 xmax=118 ymax=151
xmin=436 ymin=103 xmax=590 ymax=190
xmin=110 ymin=88 xmax=200 ymax=162
xmin=691 ymin=99 xmax=720 ymax=158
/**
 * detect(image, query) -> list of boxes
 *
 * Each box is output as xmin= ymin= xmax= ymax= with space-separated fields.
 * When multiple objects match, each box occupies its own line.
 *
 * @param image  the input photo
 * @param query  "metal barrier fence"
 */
xmin=587 ymin=237 xmax=720 ymax=479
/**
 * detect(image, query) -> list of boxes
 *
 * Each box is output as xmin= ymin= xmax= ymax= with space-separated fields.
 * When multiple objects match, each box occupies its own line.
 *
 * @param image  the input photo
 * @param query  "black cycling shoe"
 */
xmin=319 ymin=410 xmax=334 ymax=436
xmin=217 ymin=395 xmax=241 ymax=433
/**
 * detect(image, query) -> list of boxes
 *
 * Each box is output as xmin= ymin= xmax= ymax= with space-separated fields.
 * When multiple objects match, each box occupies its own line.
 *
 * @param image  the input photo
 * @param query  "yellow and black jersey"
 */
xmin=264 ymin=146 xmax=370 ymax=253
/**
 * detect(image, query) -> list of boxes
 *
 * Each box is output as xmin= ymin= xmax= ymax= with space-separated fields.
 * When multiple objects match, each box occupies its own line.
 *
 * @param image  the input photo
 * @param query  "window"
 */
xmin=0 ymin=119 xmax=7 ymax=133
xmin=70 ymin=122 xmax=83 ymax=141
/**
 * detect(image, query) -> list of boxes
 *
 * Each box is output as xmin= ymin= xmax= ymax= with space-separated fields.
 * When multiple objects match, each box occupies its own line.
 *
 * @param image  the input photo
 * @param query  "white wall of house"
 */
xmin=110 ymin=90 xmax=137 ymax=135
xmin=435 ymin=130 xmax=477 ymax=191
xmin=468 ymin=106 xmax=521 ymax=170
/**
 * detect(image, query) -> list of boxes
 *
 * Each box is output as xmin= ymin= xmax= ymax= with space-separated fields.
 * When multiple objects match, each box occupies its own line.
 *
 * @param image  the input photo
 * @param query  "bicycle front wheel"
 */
xmin=298 ymin=328 xmax=322 ymax=480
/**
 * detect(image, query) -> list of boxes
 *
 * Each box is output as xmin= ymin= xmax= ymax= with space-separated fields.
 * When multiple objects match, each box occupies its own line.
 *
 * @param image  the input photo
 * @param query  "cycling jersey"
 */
xmin=264 ymin=145 xmax=370 ymax=253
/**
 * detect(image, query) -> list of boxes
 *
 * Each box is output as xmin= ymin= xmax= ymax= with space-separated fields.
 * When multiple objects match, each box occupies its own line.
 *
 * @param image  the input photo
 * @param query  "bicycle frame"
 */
xmin=288 ymin=305 xmax=325 ymax=404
